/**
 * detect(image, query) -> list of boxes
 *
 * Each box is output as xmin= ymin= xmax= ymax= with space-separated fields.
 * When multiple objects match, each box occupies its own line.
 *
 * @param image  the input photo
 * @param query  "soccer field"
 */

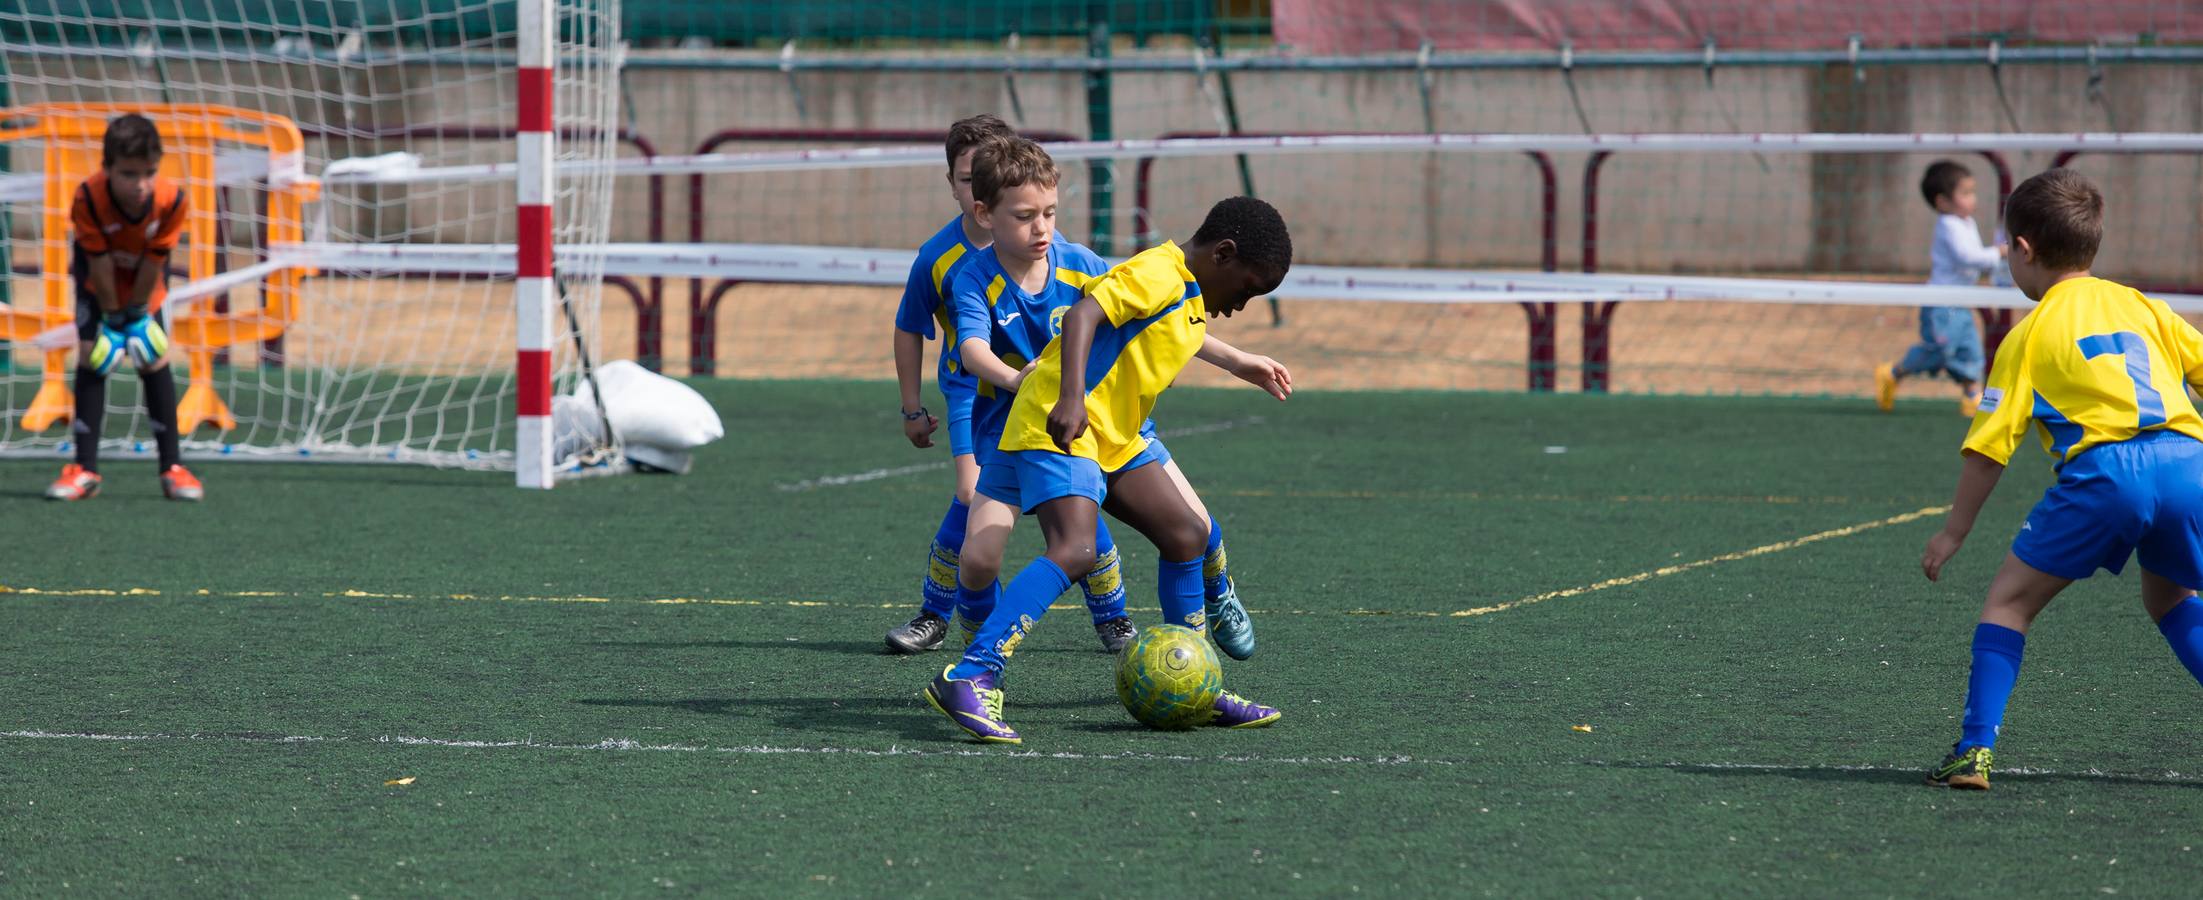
xmin=5 ymin=379 xmax=2201 ymax=895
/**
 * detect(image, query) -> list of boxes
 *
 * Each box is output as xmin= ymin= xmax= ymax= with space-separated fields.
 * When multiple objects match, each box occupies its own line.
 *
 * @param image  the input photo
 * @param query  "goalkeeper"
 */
xmin=46 ymin=113 xmax=203 ymax=502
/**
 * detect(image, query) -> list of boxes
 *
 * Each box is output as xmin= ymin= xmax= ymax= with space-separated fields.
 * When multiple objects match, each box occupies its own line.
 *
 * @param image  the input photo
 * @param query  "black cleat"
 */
xmin=886 ymin=611 xmax=949 ymax=654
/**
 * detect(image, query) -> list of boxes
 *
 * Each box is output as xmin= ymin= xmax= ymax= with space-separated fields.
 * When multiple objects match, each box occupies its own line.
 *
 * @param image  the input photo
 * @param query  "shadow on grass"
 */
xmin=1595 ymin=761 xmax=2203 ymax=789
xmin=587 ymin=638 xmax=1128 ymax=660
xmin=577 ymin=695 xmax=947 ymax=742
xmin=588 ymin=638 xmax=883 ymax=656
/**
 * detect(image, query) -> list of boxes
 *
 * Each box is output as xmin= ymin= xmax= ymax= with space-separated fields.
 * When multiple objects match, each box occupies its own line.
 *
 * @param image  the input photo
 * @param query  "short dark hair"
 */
xmin=1919 ymin=159 xmax=1972 ymax=209
xmin=1191 ymin=196 xmax=1292 ymax=273
xmin=103 ymin=113 xmax=162 ymax=166
xmin=969 ymin=137 xmax=1058 ymax=209
xmin=945 ymin=114 xmax=1014 ymax=170
xmin=2004 ymin=168 xmax=2103 ymax=273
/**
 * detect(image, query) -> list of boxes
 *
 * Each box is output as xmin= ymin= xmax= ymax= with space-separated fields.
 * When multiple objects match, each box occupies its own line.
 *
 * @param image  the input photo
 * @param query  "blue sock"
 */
xmin=919 ymin=498 xmax=969 ymax=619
xmin=1081 ymin=520 xmax=1129 ymax=625
xmin=955 ymin=580 xmax=999 ymax=631
xmin=949 ymin=558 xmax=1072 ymax=681
xmin=2156 ymin=597 xmax=2203 ymax=686
xmin=1159 ymin=556 xmax=1205 ymax=632
xmin=1959 ymin=623 xmax=2027 ymax=750
xmin=1201 ymin=518 xmax=1232 ymax=612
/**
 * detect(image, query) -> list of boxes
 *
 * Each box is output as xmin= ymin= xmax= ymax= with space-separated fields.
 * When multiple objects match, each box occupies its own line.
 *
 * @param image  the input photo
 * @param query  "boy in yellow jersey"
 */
xmin=1920 ymin=169 xmax=2203 ymax=789
xmin=925 ymin=197 xmax=1292 ymax=743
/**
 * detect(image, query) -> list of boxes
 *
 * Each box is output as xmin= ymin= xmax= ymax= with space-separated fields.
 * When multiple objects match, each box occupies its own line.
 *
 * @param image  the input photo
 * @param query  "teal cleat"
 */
xmin=1207 ymin=588 xmax=1255 ymax=660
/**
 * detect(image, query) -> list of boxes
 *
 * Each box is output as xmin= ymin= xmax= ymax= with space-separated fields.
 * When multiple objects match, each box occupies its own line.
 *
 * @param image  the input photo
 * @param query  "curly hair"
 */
xmin=1191 ymin=196 xmax=1292 ymax=273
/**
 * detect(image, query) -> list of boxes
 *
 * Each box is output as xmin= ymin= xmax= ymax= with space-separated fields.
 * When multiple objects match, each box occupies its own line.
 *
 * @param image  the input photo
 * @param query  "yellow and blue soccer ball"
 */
xmin=1115 ymin=624 xmax=1223 ymax=730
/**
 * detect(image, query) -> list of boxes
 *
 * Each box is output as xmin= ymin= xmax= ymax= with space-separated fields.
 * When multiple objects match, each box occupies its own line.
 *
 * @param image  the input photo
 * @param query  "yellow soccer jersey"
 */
xmin=1000 ymin=241 xmax=1208 ymax=471
xmin=1964 ymin=276 xmax=2203 ymax=466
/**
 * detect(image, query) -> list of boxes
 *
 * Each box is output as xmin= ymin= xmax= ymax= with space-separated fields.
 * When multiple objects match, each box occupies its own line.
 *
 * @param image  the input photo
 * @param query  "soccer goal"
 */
xmin=0 ymin=0 xmax=621 ymax=487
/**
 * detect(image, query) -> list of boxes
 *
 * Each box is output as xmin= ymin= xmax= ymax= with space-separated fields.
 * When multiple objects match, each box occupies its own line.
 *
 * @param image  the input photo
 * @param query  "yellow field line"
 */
xmin=0 ymin=507 xmax=1946 ymax=620
xmin=1447 ymin=505 xmax=1950 ymax=618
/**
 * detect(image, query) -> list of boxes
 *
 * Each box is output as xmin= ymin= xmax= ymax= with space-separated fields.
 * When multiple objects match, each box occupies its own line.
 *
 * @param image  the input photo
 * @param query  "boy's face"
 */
xmin=948 ymin=148 xmax=979 ymax=218
xmin=1194 ymin=241 xmax=1287 ymax=319
xmin=106 ymin=156 xmax=159 ymax=211
xmin=1935 ymin=175 xmax=1978 ymax=219
xmin=975 ymin=182 xmax=1057 ymax=265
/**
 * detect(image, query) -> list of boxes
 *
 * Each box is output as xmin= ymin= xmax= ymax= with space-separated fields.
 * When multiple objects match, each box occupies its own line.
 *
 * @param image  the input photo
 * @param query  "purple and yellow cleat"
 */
xmin=1207 ymin=691 xmax=1281 ymax=728
xmin=924 ymin=666 xmax=1021 ymax=744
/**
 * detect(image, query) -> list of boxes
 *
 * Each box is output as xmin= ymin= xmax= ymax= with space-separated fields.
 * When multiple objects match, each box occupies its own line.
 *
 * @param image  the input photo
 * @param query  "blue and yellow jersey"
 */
xmin=1964 ymin=276 xmax=2203 ymax=467
xmin=892 ymin=216 xmax=985 ymax=392
xmin=948 ymin=240 xmax=1112 ymax=457
xmin=1000 ymin=241 xmax=1208 ymax=471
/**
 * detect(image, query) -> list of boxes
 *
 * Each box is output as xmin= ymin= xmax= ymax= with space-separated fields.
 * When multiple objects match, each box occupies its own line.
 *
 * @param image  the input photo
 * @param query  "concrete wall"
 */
xmin=9 ymin=50 xmax=2202 ymax=284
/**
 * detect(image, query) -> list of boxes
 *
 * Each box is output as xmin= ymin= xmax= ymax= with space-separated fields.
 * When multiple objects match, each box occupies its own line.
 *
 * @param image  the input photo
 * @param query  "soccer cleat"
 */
xmin=1960 ymin=388 xmax=1984 ymax=418
xmin=1095 ymin=616 xmax=1137 ymax=653
xmin=160 ymin=464 xmax=204 ymax=502
xmin=45 ymin=464 xmax=101 ymax=501
xmin=1874 ymin=362 xmax=1899 ymax=412
xmin=1207 ymin=691 xmax=1280 ymax=728
xmin=1926 ymin=745 xmax=1993 ymax=790
xmin=885 ymin=611 xmax=949 ymax=654
xmin=924 ymin=666 xmax=1020 ymax=743
xmin=1207 ymin=589 xmax=1256 ymax=661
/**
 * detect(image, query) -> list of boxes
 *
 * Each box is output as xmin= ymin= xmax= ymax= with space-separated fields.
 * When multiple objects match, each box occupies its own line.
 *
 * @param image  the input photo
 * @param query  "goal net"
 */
xmin=0 ymin=1 xmax=621 ymax=482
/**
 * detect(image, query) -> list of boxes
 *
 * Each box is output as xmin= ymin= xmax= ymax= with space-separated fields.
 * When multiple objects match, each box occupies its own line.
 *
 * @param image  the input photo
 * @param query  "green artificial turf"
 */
xmin=4 ymin=380 xmax=2200 ymax=896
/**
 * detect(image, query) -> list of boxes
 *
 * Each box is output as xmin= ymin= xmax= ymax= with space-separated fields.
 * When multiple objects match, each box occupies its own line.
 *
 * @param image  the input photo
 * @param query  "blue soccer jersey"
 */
xmin=947 ymin=239 xmax=1112 ymax=463
xmin=893 ymin=216 xmax=986 ymax=394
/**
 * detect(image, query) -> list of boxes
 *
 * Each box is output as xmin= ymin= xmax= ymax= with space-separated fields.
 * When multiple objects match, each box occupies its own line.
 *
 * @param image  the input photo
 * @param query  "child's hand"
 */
xmin=1009 ymin=360 xmax=1039 ymax=392
xmin=1046 ymin=402 xmax=1087 ymax=451
xmin=1230 ymin=354 xmax=1293 ymax=401
xmin=1921 ymin=529 xmax=1966 ymax=581
xmin=902 ymin=408 xmax=939 ymax=448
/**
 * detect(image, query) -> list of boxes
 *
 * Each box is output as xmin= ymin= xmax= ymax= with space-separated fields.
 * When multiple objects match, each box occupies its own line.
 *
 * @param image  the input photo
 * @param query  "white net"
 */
xmin=0 ymin=0 xmax=620 ymax=470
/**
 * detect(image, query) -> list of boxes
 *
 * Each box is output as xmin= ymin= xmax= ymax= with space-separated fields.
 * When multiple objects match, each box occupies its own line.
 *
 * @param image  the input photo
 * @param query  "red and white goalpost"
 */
xmin=515 ymin=0 xmax=559 ymax=489
xmin=1 ymin=1 xmax=622 ymax=484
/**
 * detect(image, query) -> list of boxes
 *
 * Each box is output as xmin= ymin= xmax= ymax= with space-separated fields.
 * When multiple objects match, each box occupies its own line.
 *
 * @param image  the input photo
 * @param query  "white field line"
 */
xmin=0 ymin=729 xmax=1441 ymax=767
xmin=1592 ymin=759 xmax=2203 ymax=783
xmin=6 ymin=730 xmax=2189 ymax=783
xmin=774 ymin=416 xmax=1267 ymax=492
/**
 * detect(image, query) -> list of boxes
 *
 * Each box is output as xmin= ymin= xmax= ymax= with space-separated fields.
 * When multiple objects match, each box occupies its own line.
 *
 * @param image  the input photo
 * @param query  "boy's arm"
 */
xmin=956 ymin=337 xmax=1032 ymax=394
xmin=72 ymin=187 xmax=120 ymax=314
xmin=1941 ymin=217 xmax=2005 ymax=271
xmin=893 ymin=328 xmax=937 ymax=447
xmin=1049 ymin=297 xmax=1104 ymax=450
xmin=1195 ymin=334 xmax=1292 ymax=401
xmin=1921 ymin=450 xmax=2006 ymax=581
xmin=85 ymin=255 xmax=122 ymax=315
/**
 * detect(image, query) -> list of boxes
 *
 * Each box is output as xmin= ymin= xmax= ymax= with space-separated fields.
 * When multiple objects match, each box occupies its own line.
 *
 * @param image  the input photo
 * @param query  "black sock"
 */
xmin=142 ymin=365 xmax=182 ymax=470
xmin=72 ymin=365 xmax=105 ymax=473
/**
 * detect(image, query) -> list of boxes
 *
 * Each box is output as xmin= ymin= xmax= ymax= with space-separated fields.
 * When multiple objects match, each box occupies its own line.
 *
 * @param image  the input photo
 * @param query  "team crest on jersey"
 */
xmin=1978 ymin=387 xmax=2002 ymax=413
xmin=1049 ymin=306 xmax=1067 ymax=336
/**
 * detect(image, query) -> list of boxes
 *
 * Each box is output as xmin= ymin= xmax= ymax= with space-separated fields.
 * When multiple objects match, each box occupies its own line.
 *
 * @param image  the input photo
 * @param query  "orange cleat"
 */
xmin=45 ymin=463 xmax=102 ymax=501
xmin=160 ymin=464 xmax=204 ymax=502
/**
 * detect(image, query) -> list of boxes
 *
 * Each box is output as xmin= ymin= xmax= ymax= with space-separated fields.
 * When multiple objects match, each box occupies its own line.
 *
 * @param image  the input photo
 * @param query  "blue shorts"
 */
xmin=978 ymin=449 xmax=1106 ymax=513
xmin=1130 ymin=420 xmax=1171 ymax=469
xmin=2012 ymin=430 xmax=2203 ymax=588
xmin=939 ymin=375 xmax=978 ymax=457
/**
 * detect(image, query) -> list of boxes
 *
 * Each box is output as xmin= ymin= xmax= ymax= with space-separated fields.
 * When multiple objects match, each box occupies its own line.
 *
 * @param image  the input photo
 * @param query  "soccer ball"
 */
xmin=1115 ymin=624 xmax=1223 ymax=730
